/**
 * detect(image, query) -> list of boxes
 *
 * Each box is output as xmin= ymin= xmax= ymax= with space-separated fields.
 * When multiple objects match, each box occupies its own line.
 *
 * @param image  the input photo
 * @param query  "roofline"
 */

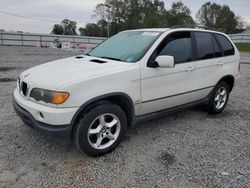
xmin=120 ymin=27 xmax=229 ymax=37
xmin=123 ymin=27 xmax=223 ymax=34
xmin=123 ymin=28 xmax=170 ymax=32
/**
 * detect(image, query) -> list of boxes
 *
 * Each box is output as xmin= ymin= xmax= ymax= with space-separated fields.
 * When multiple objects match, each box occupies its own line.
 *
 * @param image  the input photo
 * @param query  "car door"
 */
xmin=192 ymin=32 xmax=224 ymax=100
xmin=139 ymin=31 xmax=196 ymax=115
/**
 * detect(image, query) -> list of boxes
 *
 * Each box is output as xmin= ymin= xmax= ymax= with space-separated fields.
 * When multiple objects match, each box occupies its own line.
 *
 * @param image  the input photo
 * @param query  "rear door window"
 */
xmin=195 ymin=32 xmax=214 ymax=60
xmin=215 ymin=34 xmax=235 ymax=56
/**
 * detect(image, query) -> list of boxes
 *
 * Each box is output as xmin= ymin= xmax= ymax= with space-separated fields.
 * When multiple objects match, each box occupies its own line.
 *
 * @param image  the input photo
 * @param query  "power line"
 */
xmin=0 ymin=10 xmax=61 ymax=23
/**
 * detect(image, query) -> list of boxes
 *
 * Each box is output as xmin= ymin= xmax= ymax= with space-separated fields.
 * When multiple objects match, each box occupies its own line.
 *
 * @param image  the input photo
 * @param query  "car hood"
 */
xmin=20 ymin=56 xmax=133 ymax=90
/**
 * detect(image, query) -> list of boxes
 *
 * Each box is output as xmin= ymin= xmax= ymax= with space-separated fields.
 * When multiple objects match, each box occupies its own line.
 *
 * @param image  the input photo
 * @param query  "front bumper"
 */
xmin=13 ymin=98 xmax=73 ymax=138
xmin=13 ymin=88 xmax=78 ymax=125
xmin=13 ymin=88 xmax=78 ymax=138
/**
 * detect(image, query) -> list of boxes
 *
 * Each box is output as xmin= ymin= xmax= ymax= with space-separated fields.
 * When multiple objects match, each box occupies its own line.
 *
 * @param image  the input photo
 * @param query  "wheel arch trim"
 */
xmin=70 ymin=92 xmax=135 ymax=135
xmin=216 ymin=74 xmax=235 ymax=92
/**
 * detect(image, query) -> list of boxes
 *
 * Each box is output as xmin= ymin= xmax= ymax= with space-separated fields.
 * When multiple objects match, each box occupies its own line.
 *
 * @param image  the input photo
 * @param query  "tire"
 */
xmin=74 ymin=101 xmax=127 ymax=156
xmin=207 ymin=81 xmax=230 ymax=114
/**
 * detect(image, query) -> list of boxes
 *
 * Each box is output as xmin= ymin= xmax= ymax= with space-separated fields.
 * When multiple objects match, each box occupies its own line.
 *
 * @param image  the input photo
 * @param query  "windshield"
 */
xmin=88 ymin=31 xmax=162 ymax=62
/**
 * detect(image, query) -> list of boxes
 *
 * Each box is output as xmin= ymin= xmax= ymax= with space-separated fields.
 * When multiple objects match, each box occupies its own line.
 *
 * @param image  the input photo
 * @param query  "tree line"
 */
xmin=51 ymin=1 xmax=245 ymax=37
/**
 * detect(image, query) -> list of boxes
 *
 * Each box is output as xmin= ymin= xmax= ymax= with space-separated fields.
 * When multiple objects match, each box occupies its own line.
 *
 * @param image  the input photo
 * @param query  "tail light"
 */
xmin=238 ymin=63 xmax=240 ymax=72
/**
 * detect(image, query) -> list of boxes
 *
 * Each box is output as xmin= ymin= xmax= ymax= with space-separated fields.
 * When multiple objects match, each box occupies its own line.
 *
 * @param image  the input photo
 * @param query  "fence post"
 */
xmin=0 ymin=33 xmax=2 ymax=45
xmin=39 ymin=35 xmax=42 ymax=47
xmin=21 ymin=34 xmax=24 ymax=46
xmin=73 ymin=36 xmax=75 ymax=48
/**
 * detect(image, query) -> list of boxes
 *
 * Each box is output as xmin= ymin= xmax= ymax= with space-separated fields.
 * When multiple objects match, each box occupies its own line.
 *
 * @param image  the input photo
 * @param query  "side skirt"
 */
xmin=133 ymin=97 xmax=209 ymax=125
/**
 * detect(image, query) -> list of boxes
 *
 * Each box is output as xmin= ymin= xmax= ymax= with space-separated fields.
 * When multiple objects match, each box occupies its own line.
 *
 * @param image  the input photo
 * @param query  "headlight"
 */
xmin=30 ymin=88 xmax=70 ymax=104
xmin=17 ymin=77 xmax=20 ymax=88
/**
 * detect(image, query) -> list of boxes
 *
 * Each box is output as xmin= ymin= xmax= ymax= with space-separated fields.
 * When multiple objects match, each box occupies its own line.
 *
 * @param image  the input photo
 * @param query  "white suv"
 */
xmin=13 ymin=28 xmax=240 ymax=156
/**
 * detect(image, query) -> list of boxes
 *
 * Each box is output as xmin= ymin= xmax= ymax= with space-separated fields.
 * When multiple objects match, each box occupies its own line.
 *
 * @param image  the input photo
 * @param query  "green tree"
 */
xmin=196 ymin=2 xmax=239 ymax=33
xmin=97 ymin=19 xmax=108 ymax=37
xmin=62 ymin=19 xmax=77 ymax=35
xmin=168 ymin=1 xmax=195 ymax=26
xmin=51 ymin=19 xmax=77 ymax=35
xmin=82 ymin=0 xmax=195 ymax=37
xmin=141 ymin=0 xmax=168 ymax=28
xmin=236 ymin=16 xmax=246 ymax=29
xmin=94 ymin=0 xmax=128 ymax=35
xmin=51 ymin=24 xmax=64 ymax=35
xmin=79 ymin=23 xmax=101 ymax=36
xmin=93 ymin=0 xmax=168 ymax=36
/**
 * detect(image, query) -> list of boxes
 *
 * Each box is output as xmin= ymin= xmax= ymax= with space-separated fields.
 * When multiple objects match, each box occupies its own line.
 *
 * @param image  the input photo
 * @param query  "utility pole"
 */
xmin=101 ymin=4 xmax=111 ymax=38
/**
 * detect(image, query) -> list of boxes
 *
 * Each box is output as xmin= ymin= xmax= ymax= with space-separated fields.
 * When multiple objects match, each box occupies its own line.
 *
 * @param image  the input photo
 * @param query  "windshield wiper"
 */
xmin=101 ymin=56 xmax=122 ymax=61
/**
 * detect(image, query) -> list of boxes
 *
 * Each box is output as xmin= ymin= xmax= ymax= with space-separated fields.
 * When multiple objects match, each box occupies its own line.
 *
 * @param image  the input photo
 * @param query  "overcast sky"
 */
xmin=0 ymin=0 xmax=249 ymax=34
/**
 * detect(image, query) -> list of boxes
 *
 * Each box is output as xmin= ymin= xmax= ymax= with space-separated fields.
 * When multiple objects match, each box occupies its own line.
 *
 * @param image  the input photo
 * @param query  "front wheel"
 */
xmin=206 ymin=81 xmax=230 ymax=114
xmin=74 ymin=101 xmax=127 ymax=156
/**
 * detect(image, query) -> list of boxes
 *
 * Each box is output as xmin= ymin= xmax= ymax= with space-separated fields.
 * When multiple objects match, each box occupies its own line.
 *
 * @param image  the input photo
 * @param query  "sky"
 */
xmin=0 ymin=0 xmax=250 ymax=34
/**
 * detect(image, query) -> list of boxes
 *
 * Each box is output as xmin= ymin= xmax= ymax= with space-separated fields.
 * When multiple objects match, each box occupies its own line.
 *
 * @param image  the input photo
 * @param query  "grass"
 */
xmin=235 ymin=43 xmax=250 ymax=52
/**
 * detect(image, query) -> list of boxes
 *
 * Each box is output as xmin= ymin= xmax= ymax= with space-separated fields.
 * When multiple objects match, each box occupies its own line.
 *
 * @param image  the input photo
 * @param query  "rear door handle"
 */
xmin=185 ymin=66 xmax=194 ymax=72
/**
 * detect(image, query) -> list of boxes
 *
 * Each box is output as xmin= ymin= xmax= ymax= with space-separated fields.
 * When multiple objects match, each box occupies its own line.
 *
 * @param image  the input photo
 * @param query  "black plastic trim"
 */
xmin=216 ymin=75 xmax=235 ymax=92
xmin=135 ymin=97 xmax=209 ymax=125
xmin=12 ymin=97 xmax=72 ymax=138
xmin=212 ymin=33 xmax=224 ymax=57
xmin=142 ymin=85 xmax=214 ymax=104
xmin=70 ymin=92 xmax=135 ymax=129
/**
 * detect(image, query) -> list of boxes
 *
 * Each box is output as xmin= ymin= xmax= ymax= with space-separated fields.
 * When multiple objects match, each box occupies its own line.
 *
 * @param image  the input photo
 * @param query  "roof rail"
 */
xmin=195 ymin=25 xmax=210 ymax=30
xmin=170 ymin=25 xmax=212 ymax=30
xmin=170 ymin=25 xmax=195 ymax=29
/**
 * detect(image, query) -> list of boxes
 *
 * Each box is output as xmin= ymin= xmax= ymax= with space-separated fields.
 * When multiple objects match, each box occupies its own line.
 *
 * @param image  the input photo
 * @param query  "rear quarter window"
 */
xmin=215 ymin=34 xmax=235 ymax=56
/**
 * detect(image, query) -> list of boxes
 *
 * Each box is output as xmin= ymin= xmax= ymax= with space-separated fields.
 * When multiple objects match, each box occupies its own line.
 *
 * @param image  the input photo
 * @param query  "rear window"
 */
xmin=215 ymin=34 xmax=235 ymax=56
xmin=195 ymin=32 xmax=214 ymax=60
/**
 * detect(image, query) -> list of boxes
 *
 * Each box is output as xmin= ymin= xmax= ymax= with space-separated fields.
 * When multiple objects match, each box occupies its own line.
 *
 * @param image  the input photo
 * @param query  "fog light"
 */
xmin=39 ymin=112 xmax=44 ymax=119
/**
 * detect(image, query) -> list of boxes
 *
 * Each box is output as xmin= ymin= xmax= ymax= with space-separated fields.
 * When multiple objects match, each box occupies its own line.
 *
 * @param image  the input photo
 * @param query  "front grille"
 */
xmin=21 ymin=82 xmax=28 ymax=96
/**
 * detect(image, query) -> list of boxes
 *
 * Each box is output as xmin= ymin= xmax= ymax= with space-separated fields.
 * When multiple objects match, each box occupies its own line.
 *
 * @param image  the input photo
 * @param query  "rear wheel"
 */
xmin=207 ymin=81 xmax=230 ymax=114
xmin=74 ymin=101 xmax=127 ymax=156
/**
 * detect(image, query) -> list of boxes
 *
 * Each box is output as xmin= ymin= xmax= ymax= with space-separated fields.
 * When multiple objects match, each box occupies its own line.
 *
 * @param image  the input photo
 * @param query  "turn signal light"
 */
xmin=51 ymin=92 xmax=70 ymax=104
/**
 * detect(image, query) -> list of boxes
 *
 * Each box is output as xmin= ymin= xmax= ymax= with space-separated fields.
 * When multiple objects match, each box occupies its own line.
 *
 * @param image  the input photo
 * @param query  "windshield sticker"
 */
xmin=126 ymin=56 xmax=134 ymax=62
xmin=142 ymin=32 xmax=160 ymax=36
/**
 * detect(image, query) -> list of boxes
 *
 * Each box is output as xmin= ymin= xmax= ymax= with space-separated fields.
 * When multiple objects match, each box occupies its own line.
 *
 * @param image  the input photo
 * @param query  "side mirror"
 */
xmin=155 ymin=55 xmax=175 ymax=68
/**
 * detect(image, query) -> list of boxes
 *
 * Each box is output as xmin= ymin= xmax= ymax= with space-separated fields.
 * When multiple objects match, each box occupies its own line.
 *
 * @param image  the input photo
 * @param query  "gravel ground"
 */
xmin=240 ymin=52 xmax=250 ymax=64
xmin=0 ymin=46 xmax=250 ymax=188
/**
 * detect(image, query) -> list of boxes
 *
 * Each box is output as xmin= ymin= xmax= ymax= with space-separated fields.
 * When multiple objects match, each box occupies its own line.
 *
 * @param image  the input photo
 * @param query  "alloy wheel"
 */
xmin=214 ymin=87 xmax=228 ymax=110
xmin=87 ymin=113 xmax=121 ymax=150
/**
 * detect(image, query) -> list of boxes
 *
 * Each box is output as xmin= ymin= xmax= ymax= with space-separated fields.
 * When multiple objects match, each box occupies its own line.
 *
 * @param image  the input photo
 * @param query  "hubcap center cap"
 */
xmin=101 ymin=127 xmax=107 ymax=133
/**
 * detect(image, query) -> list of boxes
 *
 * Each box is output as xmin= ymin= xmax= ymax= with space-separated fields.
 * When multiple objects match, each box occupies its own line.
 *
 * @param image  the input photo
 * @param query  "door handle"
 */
xmin=185 ymin=66 xmax=194 ymax=72
xmin=217 ymin=62 xmax=224 ymax=66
